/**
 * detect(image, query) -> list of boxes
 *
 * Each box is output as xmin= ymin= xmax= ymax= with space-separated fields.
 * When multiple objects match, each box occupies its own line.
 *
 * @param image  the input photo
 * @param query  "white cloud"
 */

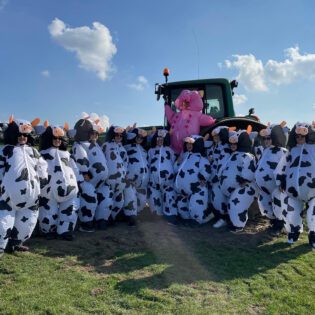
xmin=225 ymin=54 xmax=267 ymax=92
xmin=225 ymin=46 xmax=315 ymax=92
xmin=128 ymin=76 xmax=149 ymax=91
xmin=48 ymin=18 xmax=117 ymax=81
xmin=41 ymin=70 xmax=50 ymax=78
xmin=0 ymin=0 xmax=8 ymax=10
xmin=233 ymin=93 xmax=248 ymax=106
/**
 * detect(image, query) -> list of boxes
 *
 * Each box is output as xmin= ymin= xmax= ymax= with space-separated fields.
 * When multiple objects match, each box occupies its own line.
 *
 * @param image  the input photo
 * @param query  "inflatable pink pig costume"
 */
xmin=165 ymin=90 xmax=215 ymax=154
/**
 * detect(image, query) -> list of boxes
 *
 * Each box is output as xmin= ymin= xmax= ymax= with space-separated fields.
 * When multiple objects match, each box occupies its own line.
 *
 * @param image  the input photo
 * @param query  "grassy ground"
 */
xmin=0 ymin=210 xmax=314 ymax=315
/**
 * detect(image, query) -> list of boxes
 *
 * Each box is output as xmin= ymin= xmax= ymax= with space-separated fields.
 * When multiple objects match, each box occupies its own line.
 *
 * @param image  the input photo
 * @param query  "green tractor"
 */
xmin=154 ymin=68 xmax=266 ymax=135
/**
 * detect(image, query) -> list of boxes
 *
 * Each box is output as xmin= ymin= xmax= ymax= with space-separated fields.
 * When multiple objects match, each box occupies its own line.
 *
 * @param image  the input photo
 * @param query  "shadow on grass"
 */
xmin=30 ymin=212 xmax=311 ymax=294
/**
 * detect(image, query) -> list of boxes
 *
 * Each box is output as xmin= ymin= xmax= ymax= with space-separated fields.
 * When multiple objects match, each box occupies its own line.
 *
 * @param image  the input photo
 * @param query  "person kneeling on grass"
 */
xmin=174 ymin=135 xmax=212 ymax=224
xmin=0 ymin=117 xmax=48 ymax=257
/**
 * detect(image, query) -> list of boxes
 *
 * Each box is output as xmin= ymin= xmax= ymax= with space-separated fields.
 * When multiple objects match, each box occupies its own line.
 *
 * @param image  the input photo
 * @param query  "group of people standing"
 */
xmin=0 ymin=113 xmax=315 ymax=257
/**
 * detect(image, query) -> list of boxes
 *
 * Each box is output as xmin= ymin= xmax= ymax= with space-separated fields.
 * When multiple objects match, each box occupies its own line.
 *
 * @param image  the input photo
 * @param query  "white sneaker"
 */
xmin=213 ymin=219 xmax=227 ymax=228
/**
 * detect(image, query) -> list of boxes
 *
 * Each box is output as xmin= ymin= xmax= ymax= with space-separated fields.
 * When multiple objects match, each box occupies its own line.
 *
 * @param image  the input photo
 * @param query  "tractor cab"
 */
xmin=155 ymin=68 xmax=266 ymax=135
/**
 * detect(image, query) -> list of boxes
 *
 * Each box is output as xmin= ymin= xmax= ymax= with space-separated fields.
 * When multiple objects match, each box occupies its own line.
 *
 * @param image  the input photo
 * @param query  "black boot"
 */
xmin=59 ymin=231 xmax=74 ymax=241
xmin=79 ymin=221 xmax=95 ymax=233
xmin=288 ymin=232 xmax=300 ymax=244
xmin=308 ymin=231 xmax=315 ymax=249
xmin=127 ymin=215 xmax=137 ymax=227
xmin=270 ymin=219 xmax=285 ymax=237
xmin=96 ymin=219 xmax=109 ymax=230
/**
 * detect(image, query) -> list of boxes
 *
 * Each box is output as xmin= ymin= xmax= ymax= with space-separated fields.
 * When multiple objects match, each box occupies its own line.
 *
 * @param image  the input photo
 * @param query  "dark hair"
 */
xmin=74 ymin=119 xmax=93 ymax=142
xmin=237 ymin=132 xmax=252 ymax=153
xmin=126 ymin=128 xmax=148 ymax=148
xmin=39 ymin=126 xmax=68 ymax=151
xmin=184 ymin=137 xmax=205 ymax=156
xmin=105 ymin=126 xmax=127 ymax=145
xmin=150 ymin=130 xmax=170 ymax=148
xmin=4 ymin=122 xmax=34 ymax=146
xmin=219 ymin=128 xmax=229 ymax=145
xmin=287 ymin=124 xmax=311 ymax=148
xmin=271 ymin=125 xmax=287 ymax=148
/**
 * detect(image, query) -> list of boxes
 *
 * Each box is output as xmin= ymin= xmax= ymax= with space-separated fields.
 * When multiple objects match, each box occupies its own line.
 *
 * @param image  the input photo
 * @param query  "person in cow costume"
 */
xmin=208 ymin=126 xmax=232 ymax=228
xmin=165 ymin=89 xmax=215 ymax=154
xmin=255 ymin=122 xmax=289 ymax=236
xmin=0 ymin=117 xmax=48 ymax=256
xmin=213 ymin=127 xmax=257 ymax=232
xmin=38 ymin=123 xmax=80 ymax=240
xmin=175 ymin=135 xmax=212 ymax=224
xmin=124 ymin=127 xmax=149 ymax=216
xmin=274 ymin=122 xmax=315 ymax=248
xmin=147 ymin=129 xmax=177 ymax=222
xmin=71 ymin=114 xmax=112 ymax=232
xmin=102 ymin=126 xmax=135 ymax=224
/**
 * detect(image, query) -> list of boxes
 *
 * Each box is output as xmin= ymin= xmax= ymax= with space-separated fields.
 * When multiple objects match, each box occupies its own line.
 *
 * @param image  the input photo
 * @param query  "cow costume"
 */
xmin=147 ymin=129 xmax=177 ymax=219
xmin=71 ymin=116 xmax=112 ymax=232
xmin=102 ymin=126 xmax=135 ymax=223
xmin=124 ymin=128 xmax=149 ymax=215
xmin=38 ymin=124 xmax=80 ymax=240
xmin=255 ymin=122 xmax=288 ymax=235
xmin=207 ymin=126 xmax=232 ymax=228
xmin=274 ymin=122 xmax=315 ymax=248
xmin=213 ymin=127 xmax=257 ymax=232
xmin=175 ymin=135 xmax=212 ymax=224
xmin=0 ymin=117 xmax=48 ymax=255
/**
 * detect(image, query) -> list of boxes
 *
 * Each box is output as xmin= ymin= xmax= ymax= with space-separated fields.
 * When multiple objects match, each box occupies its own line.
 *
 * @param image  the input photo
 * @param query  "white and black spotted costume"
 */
xmin=71 ymin=118 xmax=111 ymax=230
xmin=147 ymin=130 xmax=177 ymax=217
xmin=175 ymin=136 xmax=212 ymax=223
xmin=0 ymin=119 xmax=48 ymax=253
xmin=38 ymin=126 xmax=80 ymax=238
xmin=213 ymin=130 xmax=257 ymax=229
xmin=255 ymin=124 xmax=288 ymax=233
xmin=102 ymin=126 xmax=133 ymax=219
xmin=207 ymin=127 xmax=231 ymax=222
xmin=275 ymin=123 xmax=315 ymax=247
xmin=124 ymin=128 xmax=149 ymax=214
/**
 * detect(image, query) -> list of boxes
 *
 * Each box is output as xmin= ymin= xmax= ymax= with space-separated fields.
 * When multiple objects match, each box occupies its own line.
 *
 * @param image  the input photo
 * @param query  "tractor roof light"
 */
xmin=163 ymin=68 xmax=170 ymax=83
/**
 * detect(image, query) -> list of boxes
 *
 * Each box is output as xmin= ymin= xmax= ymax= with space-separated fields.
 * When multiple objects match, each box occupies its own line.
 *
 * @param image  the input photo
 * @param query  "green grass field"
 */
xmin=0 ymin=211 xmax=314 ymax=315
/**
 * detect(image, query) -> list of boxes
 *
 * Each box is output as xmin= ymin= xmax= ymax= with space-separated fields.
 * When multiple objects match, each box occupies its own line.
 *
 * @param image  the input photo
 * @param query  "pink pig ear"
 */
xmin=198 ymin=90 xmax=204 ymax=98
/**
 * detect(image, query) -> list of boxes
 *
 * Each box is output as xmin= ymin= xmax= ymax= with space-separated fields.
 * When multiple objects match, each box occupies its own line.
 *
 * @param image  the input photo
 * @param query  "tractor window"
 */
xmin=204 ymin=85 xmax=224 ymax=119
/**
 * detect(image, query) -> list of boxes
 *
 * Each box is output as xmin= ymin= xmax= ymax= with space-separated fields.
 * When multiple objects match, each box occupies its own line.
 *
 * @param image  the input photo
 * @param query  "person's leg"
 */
xmin=79 ymin=181 xmax=97 ymax=232
xmin=95 ymin=184 xmax=113 ymax=229
xmin=0 ymin=204 xmax=15 ymax=254
xmin=306 ymin=198 xmax=315 ymax=248
xmin=57 ymin=198 xmax=79 ymax=239
xmin=228 ymin=184 xmax=256 ymax=231
xmin=190 ymin=186 xmax=210 ymax=224
xmin=12 ymin=208 xmax=39 ymax=250
xmin=38 ymin=196 xmax=58 ymax=236
xmin=285 ymin=196 xmax=304 ymax=244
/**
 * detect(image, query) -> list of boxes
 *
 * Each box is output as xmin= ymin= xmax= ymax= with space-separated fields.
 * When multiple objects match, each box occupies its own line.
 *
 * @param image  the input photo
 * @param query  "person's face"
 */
xmin=156 ymin=137 xmax=164 ymax=147
xmin=114 ymin=133 xmax=122 ymax=143
xmin=90 ymin=131 xmax=99 ymax=142
xmin=17 ymin=133 xmax=28 ymax=145
xmin=186 ymin=142 xmax=193 ymax=152
xmin=263 ymin=136 xmax=272 ymax=147
xmin=52 ymin=136 xmax=62 ymax=148
xmin=230 ymin=143 xmax=237 ymax=152
xmin=296 ymin=134 xmax=306 ymax=145
xmin=136 ymin=135 xmax=144 ymax=144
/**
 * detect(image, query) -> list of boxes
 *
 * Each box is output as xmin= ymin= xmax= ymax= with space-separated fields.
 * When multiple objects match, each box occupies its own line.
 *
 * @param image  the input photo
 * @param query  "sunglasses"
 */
xmin=18 ymin=133 xmax=29 ymax=137
xmin=53 ymin=136 xmax=62 ymax=140
xmin=296 ymin=134 xmax=306 ymax=139
xmin=263 ymin=137 xmax=271 ymax=141
xmin=115 ymin=134 xmax=122 ymax=138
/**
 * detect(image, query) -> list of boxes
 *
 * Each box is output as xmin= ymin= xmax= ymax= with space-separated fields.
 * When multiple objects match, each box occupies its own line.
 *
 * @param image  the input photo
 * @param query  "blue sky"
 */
xmin=1 ymin=0 xmax=315 ymax=128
